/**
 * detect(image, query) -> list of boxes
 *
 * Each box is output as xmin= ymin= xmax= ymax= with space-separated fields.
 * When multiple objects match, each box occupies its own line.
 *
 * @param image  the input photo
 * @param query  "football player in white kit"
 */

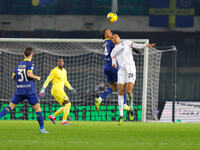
xmin=111 ymin=34 xmax=155 ymax=124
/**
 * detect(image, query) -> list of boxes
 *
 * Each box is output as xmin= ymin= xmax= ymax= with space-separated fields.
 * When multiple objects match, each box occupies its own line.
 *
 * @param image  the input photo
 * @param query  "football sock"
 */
xmin=128 ymin=93 xmax=133 ymax=102
xmin=118 ymin=95 xmax=124 ymax=117
xmin=128 ymin=93 xmax=133 ymax=110
xmin=63 ymin=103 xmax=71 ymax=121
xmin=36 ymin=112 xmax=44 ymax=130
xmin=54 ymin=107 xmax=64 ymax=117
xmin=100 ymin=87 xmax=113 ymax=100
xmin=0 ymin=106 xmax=11 ymax=119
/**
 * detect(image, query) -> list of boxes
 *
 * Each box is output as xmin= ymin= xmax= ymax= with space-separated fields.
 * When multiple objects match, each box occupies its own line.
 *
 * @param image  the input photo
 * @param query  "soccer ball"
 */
xmin=107 ymin=12 xmax=118 ymax=23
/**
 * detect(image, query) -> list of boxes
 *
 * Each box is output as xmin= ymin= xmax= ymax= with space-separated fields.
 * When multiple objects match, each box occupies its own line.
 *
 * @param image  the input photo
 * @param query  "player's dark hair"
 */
xmin=58 ymin=57 xmax=63 ymax=60
xmin=24 ymin=47 xmax=33 ymax=57
xmin=101 ymin=29 xmax=108 ymax=39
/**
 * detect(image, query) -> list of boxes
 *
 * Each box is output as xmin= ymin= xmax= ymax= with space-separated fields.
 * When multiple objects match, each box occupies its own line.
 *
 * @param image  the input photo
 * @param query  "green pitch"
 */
xmin=0 ymin=121 xmax=199 ymax=150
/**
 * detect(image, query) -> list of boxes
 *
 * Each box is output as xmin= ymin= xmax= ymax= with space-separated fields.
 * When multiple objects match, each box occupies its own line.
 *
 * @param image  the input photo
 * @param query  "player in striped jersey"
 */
xmin=0 ymin=47 xmax=48 ymax=133
xmin=39 ymin=58 xmax=76 ymax=125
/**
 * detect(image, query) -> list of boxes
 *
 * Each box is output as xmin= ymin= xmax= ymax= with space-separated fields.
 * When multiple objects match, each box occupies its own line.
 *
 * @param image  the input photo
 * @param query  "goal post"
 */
xmin=0 ymin=38 xmax=161 ymax=122
xmin=142 ymin=39 xmax=149 ymax=122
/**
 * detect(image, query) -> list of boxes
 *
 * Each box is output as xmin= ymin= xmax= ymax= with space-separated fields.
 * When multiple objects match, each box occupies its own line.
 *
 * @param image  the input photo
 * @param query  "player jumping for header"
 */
xmin=95 ymin=29 xmax=130 ymax=112
xmin=111 ymin=34 xmax=155 ymax=125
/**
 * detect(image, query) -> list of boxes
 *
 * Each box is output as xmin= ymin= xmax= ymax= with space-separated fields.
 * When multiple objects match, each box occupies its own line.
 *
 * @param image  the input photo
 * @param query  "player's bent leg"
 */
xmin=110 ymin=83 xmax=117 ymax=91
xmin=32 ymin=103 xmax=48 ymax=134
xmin=95 ymin=83 xmax=116 ymax=111
xmin=100 ymin=87 xmax=114 ymax=100
xmin=48 ymin=94 xmax=64 ymax=125
xmin=0 ymin=102 xmax=15 ymax=119
xmin=61 ymin=100 xmax=72 ymax=125
xmin=48 ymin=114 xmax=56 ymax=125
xmin=50 ymin=103 xmax=63 ymax=125
xmin=0 ymin=95 xmax=20 ymax=119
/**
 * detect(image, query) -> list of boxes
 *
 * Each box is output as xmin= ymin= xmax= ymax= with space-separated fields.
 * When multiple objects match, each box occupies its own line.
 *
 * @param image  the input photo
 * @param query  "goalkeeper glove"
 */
xmin=71 ymin=88 xmax=76 ymax=95
xmin=39 ymin=87 xmax=46 ymax=98
xmin=133 ymin=48 xmax=141 ymax=55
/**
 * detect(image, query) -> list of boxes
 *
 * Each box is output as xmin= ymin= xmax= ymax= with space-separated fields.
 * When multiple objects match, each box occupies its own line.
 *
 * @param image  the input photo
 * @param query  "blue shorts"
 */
xmin=104 ymin=65 xmax=118 ymax=83
xmin=11 ymin=93 xmax=39 ymax=106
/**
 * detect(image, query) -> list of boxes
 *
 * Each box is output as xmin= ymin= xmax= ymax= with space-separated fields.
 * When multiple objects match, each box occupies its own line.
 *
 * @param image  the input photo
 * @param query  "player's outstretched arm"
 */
xmin=131 ymin=41 xmax=156 ymax=49
xmin=147 ymin=43 xmax=156 ymax=48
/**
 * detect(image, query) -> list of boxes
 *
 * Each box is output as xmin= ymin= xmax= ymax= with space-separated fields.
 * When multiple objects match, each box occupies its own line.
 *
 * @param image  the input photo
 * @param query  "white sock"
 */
xmin=51 ymin=114 xmax=55 ymax=118
xmin=62 ymin=120 xmax=66 ymax=123
xmin=118 ymin=95 xmax=124 ymax=117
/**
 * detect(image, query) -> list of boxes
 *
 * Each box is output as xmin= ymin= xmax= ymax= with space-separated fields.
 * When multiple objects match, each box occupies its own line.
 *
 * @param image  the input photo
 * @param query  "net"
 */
xmin=0 ymin=38 xmax=162 ymax=121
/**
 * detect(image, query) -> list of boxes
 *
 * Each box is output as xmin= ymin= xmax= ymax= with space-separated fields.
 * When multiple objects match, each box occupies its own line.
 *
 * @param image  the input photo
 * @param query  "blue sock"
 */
xmin=100 ymin=87 xmax=113 ymax=99
xmin=36 ymin=112 xmax=44 ymax=130
xmin=124 ymin=89 xmax=127 ymax=104
xmin=0 ymin=106 xmax=11 ymax=119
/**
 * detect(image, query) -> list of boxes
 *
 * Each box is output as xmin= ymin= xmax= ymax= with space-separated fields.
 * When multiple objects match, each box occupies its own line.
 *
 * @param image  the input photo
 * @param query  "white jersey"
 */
xmin=111 ymin=40 xmax=147 ymax=84
xmin=111 ymin=40 xmax=146 ymax=69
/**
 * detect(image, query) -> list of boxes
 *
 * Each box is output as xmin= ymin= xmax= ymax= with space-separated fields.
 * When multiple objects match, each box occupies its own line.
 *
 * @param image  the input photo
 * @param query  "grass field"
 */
xmin=0 ymin=120 xmax=200 ymax=150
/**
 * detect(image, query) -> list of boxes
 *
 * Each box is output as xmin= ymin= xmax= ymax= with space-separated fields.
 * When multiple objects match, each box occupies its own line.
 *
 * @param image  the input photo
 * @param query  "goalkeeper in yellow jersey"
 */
xmin=39 ymin=58 xmax=76 ymax=125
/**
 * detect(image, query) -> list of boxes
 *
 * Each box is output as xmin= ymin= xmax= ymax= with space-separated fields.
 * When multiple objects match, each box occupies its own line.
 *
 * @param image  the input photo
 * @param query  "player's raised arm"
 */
xmin=129 ymin=41 xmax=156 ymax=49
xmin=147 ymin=43 xmax=156 ymax=48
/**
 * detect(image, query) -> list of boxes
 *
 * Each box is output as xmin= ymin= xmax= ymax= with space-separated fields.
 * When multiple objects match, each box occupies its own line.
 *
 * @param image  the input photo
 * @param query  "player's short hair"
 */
xmin=112 ymin=33 xmax=118 ymax=36
xmin=101 ymin=29 xmax=108 ymax=39
xmin=58 ymin=57 xmax=63 ymax=60
xmin=24 ymin=47 xmax=33 ymax=57
xmin=112 ymin=33 xmax=119 ymax=39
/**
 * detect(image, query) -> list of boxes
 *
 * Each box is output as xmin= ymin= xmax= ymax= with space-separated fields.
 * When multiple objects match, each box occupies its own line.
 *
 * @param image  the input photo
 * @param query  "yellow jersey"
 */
xmin=43 ymin=66 xmax=72 ymax=90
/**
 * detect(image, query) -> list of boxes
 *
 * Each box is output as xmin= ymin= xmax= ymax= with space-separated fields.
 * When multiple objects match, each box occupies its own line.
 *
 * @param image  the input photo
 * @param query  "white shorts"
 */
xmin=117 ymin=66 xmax=136 ymax=84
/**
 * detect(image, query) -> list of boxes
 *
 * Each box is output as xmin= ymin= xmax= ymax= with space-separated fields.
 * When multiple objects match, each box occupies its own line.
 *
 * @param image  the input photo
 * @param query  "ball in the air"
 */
xmin=107 ymin=12 xmax=118 ymax=23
